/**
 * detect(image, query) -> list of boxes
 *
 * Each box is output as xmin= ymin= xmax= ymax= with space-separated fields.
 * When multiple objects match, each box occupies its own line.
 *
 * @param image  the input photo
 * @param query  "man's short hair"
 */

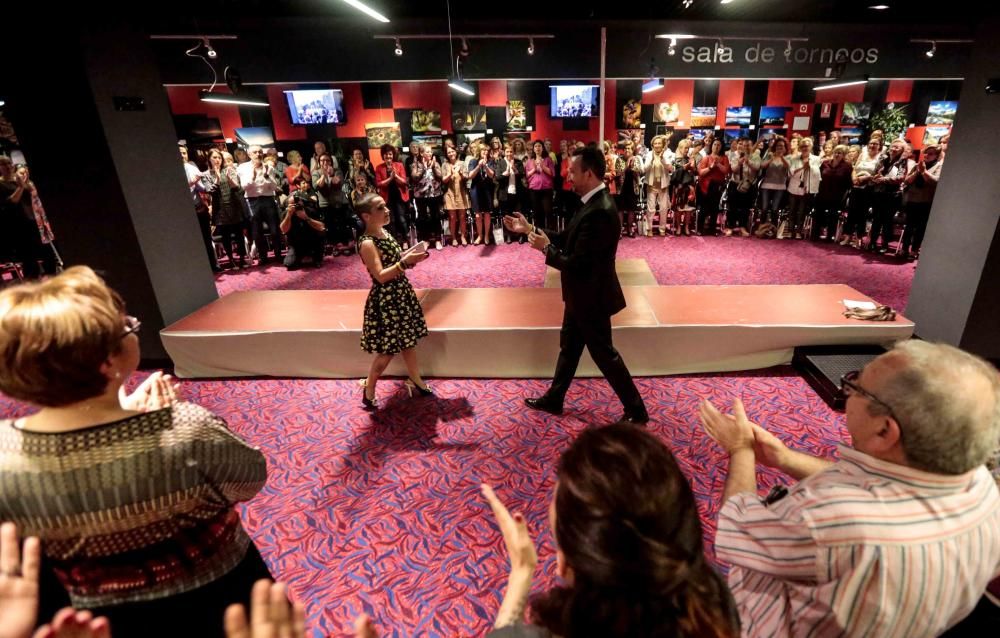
xmin=571 ymin=146 xmax=606 ymax=179
xmin=874 ymin=340 xmax=1000 ymax=475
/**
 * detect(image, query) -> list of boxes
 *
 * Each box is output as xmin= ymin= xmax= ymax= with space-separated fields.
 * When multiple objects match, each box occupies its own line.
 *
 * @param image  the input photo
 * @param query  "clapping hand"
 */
xmin=225 ymin=580 xmax=306 ymax=638
xmin=481 ymin=485 xmax=537 ymax=578
xmin=0 ymin=522 xmax=40 ymax=638
xmin=352 ymin=615 xmax=378 ymax=638
xmin=32 ymin=609 xmax=111 ymax=638
xmin=528 ymin=228 xmax=550 ymax=252
xmin=120 ymin=371 xmax=180 ymax=412
xmin=699 ymin=398 xmax=755 ymax=455
xmin=502 ymin=212 xmax=531 ymax=235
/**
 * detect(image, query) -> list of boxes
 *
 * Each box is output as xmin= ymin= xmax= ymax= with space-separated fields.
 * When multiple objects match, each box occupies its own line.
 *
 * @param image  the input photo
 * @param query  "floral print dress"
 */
xmin=359 ymin=234 xmax=428 ymax=354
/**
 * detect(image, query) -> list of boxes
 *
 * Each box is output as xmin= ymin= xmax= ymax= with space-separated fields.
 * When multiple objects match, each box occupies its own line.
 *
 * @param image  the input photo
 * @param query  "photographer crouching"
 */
xmin=279 ymin=177 xmax=326 ymax=270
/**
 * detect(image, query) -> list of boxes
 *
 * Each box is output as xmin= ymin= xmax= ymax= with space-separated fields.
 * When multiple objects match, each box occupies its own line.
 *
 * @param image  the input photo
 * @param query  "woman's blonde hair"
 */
xmin=286 ymin=150 xmax=302 ymax=164
xmin=0 ymin=266 xmax=127 ymax=406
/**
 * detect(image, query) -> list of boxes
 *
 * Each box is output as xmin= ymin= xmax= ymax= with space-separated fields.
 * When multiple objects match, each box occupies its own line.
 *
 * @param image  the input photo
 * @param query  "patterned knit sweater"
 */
xmin=0 ymin=402 xmax=267 ymax=608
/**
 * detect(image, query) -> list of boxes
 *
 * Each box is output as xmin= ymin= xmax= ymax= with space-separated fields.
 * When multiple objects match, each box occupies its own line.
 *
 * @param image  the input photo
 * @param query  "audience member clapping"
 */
xmin=0 ymin=267 xmax=271 ymax=637
xmin=701 ymin=340 xmax=1000 ymax=637
xmin=482 ymin=423 xmax=739 ymax=637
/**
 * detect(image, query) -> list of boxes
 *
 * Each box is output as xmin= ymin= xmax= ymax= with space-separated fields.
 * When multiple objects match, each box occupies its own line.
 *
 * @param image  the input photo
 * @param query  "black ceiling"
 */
xmin=141 ymin=0 xmax=988 ymax=27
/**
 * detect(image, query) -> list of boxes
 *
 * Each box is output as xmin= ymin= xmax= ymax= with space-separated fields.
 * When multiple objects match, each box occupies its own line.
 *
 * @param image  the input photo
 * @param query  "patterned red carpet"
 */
xmin=214 ymin=235 xmax=916 ymax=313
xmin=1 ymin=370 xmax=848 ymax=637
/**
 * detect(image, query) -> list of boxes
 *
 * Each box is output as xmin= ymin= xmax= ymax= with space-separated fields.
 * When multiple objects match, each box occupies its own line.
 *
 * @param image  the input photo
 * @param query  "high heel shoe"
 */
xmin=405 ymin=379 xmax=434 ymax=397
xmin=360 ymin=379 xmax=377 ymax=410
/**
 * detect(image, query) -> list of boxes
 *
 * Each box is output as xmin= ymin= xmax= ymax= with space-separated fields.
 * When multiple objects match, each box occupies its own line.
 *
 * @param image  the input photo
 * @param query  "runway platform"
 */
xmin=161 ymin=284 xmax=914 ymax=379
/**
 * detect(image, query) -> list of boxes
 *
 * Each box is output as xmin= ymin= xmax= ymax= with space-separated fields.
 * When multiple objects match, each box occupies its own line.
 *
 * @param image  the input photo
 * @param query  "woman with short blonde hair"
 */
xmin=284 ymin=149 xmax=310 ymax=186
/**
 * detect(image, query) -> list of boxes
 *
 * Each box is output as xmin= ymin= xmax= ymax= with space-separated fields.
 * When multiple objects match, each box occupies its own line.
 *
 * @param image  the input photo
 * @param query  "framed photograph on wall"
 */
xmin=365 ymin=122 xmax=402 ymax=151
xmin=725 ymin=106 xmax=751 ymax=126
xmin=841 ymin=102 xmax=872 ymax=126
xmin=926 ymin=101 xmax=958 ymax=125
xmin=839 ymin=127 xmax=864 ymax=144
xmin=690 ymin=107 xmax=717 ymax=128
xmin=622 ymin=99 xmax=642 ymax=128
xmin=759 ymin=106 xmax=789 ymax=127
xmin=653 ymin=102 xmax=680 ymax=124
xmin=506 ymin=100 xmax=528 ymax=130
xmin=411 ymin=134 xmax=443 ymax=153
xmin=923 ymin=126 xmax=951 ymax=145
xmin=451 ymin=106 xmax=488 ymax=131
xmin=411 ymin=110 xmax=442 ymax=133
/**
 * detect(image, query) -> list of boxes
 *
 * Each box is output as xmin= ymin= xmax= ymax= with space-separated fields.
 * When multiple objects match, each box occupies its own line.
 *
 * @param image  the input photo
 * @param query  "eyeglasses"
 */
xmin=121 ymin=315 xmax=142 ymax=339
xmin=840 ymin=370 xmax=899 ymax=422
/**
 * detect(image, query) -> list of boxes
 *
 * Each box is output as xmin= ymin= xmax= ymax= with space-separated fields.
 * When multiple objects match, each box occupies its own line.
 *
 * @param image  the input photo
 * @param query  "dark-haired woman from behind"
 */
xmin=482 ymin=423 xmax=739 ymax=638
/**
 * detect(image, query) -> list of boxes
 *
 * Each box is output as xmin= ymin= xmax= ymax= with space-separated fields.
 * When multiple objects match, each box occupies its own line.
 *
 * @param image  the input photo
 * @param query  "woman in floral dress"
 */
xmin=355 ymin=193 xmax=431 ymax=409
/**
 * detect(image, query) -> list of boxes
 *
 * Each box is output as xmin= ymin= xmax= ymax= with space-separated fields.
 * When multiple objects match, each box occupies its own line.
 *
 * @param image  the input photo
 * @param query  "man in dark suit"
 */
xmin=503 ymin=146 xmax=648 ymax=425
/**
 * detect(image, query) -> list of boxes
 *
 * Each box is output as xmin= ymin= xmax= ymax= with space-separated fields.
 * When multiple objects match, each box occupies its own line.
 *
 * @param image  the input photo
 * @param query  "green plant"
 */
xmin=869 ymin=102 xmax=910 ymax=140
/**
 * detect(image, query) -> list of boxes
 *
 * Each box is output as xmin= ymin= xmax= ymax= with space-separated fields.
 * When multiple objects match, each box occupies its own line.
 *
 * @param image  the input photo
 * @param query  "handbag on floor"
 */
xmin=492 ymin=221 xmax=505 ymax=245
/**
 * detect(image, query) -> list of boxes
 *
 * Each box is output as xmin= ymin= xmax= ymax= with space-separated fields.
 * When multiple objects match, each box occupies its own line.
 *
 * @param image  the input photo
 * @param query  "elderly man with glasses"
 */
xmin=698 ymin=340 xmax=1000 ymax=637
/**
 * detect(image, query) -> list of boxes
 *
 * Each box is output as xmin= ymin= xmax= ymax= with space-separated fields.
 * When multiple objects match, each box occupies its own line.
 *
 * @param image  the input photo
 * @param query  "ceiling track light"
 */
xmin=909 ymin=37 xmax=974 ymax=60
xmin=527 ymin=37 xmax=535 ymax=55
xmin=667 ymin=37 xmax=677 ymax=55
xmin=682 ymin=0 xmax=694 ymax=7
xmin=394 ymin=37 xmax=403 ymax=56
xmin=716 ymin=39 xmax=725 ymax=54
xmin=460 ymin=37 xmax=470 ymax=57
xmin=202 ymin=37 xmax=217 ymax=58
xmin=784 ymin=39 xmax=793 ymax=56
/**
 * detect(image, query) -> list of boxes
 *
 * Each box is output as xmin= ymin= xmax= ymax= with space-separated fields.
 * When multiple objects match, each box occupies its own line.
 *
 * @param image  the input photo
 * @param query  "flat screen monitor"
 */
xmin=550 ymin=85 xmax=599 ymax=118
xmin=284 ymin=89 xmax=345 ymax=125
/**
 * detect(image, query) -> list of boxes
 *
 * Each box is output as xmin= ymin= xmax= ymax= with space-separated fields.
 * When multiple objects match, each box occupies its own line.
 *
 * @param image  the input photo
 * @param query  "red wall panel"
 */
xmin=663 ymin=80 xmax=695 ymax=128
xmin=886 ymin=80 xmax=914 ymax=104
xmin=339 ymin=83 xmax=394 ymax=139
xmin=717 ymin=80 xmax=745 ymax=128
xmin=766 ymin=80 xmax=794 ymax=106
xmin=391 ymin=81 xmax=452 ymax=133
xmin=165 ymin=86 xmax=243 ymax=142
xmin=478 ymin=80 xmax=508 ymax=107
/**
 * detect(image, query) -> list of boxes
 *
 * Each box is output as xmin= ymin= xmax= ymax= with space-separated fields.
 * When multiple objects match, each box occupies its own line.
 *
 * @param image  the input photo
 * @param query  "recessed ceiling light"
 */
xmin=868 ymin=4 xmax=890 ymax=9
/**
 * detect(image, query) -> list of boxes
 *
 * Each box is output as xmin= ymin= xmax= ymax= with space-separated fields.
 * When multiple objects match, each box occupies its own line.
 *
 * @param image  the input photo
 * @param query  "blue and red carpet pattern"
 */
xmin=2 ymin=370 xmax=848 ymax=636
xmin=215 ymin=235 xmax=915 ymax=313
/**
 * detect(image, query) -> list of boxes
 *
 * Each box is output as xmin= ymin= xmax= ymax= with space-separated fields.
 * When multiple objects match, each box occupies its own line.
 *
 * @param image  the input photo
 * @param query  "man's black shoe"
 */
xmin=524 ymin=397 xmax=563 ymax=415
xmin=617 ymin=412 xmax=649 ymax=426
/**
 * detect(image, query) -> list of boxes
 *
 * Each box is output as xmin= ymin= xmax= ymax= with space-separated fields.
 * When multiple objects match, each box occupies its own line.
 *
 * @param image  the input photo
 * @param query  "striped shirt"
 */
xmin=716 ymin=447 xmax=1000 ymax=638
xmin=0 ymin=402 xmax=267 ymax=608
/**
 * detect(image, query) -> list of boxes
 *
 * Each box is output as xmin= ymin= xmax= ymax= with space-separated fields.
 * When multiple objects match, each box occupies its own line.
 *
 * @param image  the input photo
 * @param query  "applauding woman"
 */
xmin=469 ymin=145 xmax=498 ymax=245
xmin=204 ymin=149 xmax=248 ymax=268
xmin=0 ymin=266 xmax=270 ymax=636
xmin=526 ymin=141 xmax=556 ymax=231
xmin=356 ymin=193 xmax=431 ymax=408
xmin=482 ymin=424 xmax=739 ymax=637
xmin=442 ymin=145 xmax=471 ymax=247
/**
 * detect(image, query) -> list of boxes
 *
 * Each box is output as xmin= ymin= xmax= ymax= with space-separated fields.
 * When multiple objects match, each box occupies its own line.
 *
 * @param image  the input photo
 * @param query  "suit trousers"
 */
xmin=548 ymin=308 xmax=645 ymax=415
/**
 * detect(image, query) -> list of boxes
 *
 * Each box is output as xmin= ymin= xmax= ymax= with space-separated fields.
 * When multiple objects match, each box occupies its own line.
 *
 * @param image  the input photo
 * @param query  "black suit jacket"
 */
xmin=543 ymin=188 xmax=625 ymax=317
